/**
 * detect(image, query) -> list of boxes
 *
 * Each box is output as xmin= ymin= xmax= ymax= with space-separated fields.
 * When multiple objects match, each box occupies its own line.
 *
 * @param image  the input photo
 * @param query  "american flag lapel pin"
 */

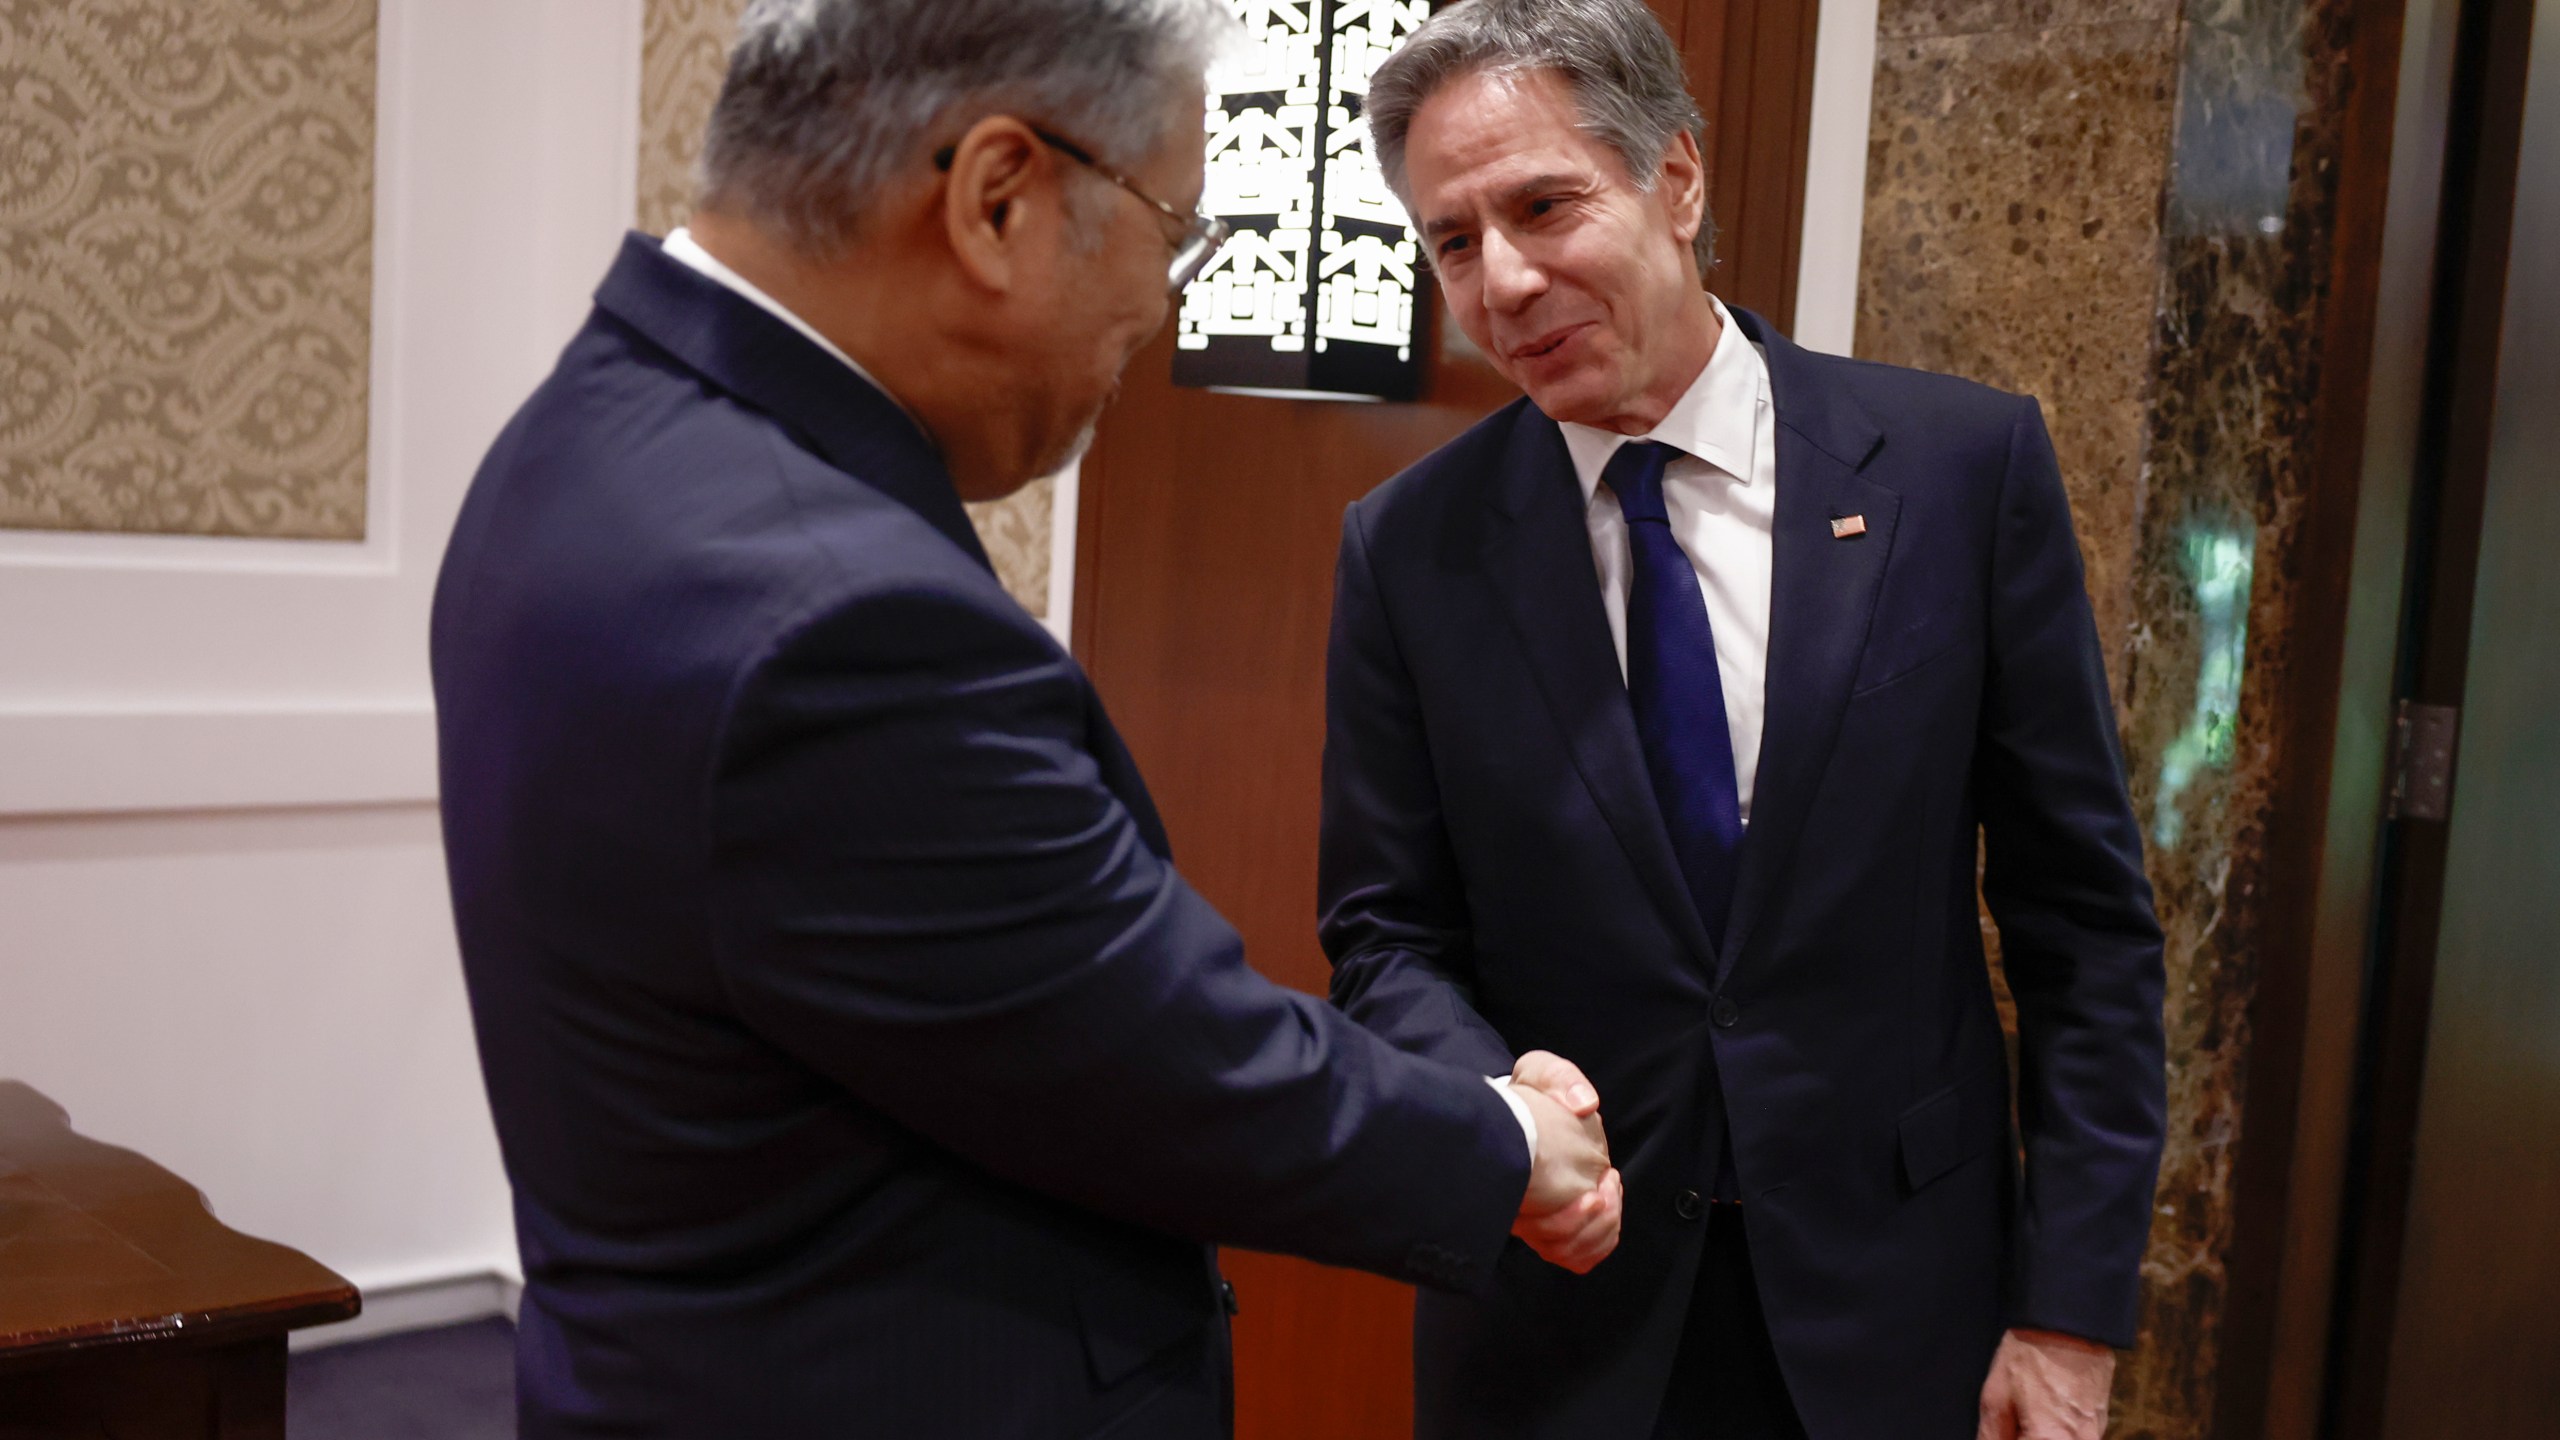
xmin=1831 ymin=514 xmax=1868 ymax=539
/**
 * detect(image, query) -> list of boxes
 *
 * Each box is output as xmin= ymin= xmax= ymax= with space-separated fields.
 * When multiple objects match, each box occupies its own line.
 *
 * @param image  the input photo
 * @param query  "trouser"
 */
xmin=1648 ymin=1207 xmax=1809 ymax=1440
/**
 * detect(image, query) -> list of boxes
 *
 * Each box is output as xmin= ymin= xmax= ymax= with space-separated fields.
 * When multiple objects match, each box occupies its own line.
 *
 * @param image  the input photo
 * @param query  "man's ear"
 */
xmin=940 ymin=115 xmax=1050 ymax=294
xmin=1660 ymin=128 xmax=1707 ymax=249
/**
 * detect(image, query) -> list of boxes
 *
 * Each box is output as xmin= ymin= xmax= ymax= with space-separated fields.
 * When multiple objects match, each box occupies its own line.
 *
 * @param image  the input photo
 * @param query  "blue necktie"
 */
xmin=1605 ymin=440 xmax=1745 ymax=949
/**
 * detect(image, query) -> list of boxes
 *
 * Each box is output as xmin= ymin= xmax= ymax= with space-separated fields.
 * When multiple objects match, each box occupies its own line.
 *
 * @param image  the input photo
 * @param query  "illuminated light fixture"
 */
xmin=1175 ymin=0 xmax=1429 ymax=402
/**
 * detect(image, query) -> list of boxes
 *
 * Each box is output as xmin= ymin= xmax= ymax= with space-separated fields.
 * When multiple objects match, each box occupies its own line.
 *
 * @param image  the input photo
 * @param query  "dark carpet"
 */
xmin=288 ymin=1317 xmax=516 ymax=1440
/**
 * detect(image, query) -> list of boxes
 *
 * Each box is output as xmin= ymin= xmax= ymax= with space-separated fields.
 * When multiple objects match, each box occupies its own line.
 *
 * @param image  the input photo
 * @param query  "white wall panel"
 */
xmin=0 ymin=807 xmax=508 ymax=1292
xmin=0 ymin=0 xmax=646 ymax=1311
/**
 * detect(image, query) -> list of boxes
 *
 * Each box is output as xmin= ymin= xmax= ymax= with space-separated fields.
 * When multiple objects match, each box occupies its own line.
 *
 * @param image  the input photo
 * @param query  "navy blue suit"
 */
xmin=432 ymin=235 xmax=1529 ymax=1439
xmin=1320 ymin=309 xmax=2167 ymax=1439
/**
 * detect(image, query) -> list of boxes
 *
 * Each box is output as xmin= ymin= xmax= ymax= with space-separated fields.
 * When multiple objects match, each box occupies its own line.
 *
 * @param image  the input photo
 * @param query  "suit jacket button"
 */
xmin=1675 ymin=1188 xmax=1704 ymax=1221
xmin=1221 ymin=1280 xmax=1240 ymax=1316
xmin=1711 ymin=996 xmax=1740 ymax=1028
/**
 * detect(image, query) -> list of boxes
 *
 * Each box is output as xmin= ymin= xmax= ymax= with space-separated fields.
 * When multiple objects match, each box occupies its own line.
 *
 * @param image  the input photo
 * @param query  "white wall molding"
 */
xmin=0 ymin=0 xmax=639 ymax=718
xmin=1043 ymin=462 xmax=1082 ymax=649
xmin=291 ymin=1268 xmax=525 ymax=1353
xmin=0 ymin=530 xmax=393 ymax=576
xmin=1792 ymin=0 xmax=1881 ymax=356
xmin=0 ymin=704 xmax=436 ymax=818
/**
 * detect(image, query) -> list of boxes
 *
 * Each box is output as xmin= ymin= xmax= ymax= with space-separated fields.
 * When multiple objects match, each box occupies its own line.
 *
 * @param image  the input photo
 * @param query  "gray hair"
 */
xmin=700 ymin=0 xmax=1236 ymax=259
xmin=1368 ymin=0 xmax=1715 ymax=282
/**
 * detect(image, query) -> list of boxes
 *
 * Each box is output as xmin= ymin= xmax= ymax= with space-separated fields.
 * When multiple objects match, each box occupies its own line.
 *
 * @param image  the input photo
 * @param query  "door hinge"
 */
xmin=2387 ymin=700 xmax=2461 ymax=822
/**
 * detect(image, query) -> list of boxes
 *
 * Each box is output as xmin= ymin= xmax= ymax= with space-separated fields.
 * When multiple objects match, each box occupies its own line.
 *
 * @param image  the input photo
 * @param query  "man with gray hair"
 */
xmin=432 ymin=3 xmax=1622 ymax=1436
xmin=1320 ymin=2 xmax=2167 ymax=1438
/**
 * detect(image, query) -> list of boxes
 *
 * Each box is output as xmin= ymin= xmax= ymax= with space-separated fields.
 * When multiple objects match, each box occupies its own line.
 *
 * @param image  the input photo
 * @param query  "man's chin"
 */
xmin=1028 ymin=420 xmax=1098 ymax=485
xmin=1520 ymin=376 xmax=1616 ymax=428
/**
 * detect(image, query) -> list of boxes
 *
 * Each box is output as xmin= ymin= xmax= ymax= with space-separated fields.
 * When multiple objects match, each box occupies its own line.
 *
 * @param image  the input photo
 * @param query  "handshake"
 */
xmin=1508 ymin=1050 xmax=1624 ymax=1274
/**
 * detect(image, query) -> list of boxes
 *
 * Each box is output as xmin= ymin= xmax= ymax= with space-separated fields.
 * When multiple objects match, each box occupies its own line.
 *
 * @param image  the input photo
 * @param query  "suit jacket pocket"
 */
xmin=1898 ymin=1059 xmax=2010 ymax=1193
xmin=1065 ymin=1238 xmax=1216 ymax=1388
xmin=1852 ymin=624 xmax=1972 ymax=699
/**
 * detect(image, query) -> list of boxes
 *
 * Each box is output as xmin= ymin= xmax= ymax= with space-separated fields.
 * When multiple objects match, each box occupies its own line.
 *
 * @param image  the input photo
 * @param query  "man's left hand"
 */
xmin=1976 ymin=1328 xmax=2115 ymax=1440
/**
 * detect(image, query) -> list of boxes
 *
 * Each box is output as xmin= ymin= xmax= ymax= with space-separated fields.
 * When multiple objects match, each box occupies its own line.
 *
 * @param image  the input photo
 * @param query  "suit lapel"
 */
xmin=1718 ymin=313 xmax=1895 ymax=983
xmin=1480 ymin=404 xmax=1720 ymax=976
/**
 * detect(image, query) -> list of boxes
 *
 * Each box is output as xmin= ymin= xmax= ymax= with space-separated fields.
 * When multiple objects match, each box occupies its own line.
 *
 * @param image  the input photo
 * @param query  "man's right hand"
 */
xmin=1509 ymin=1050 xmax=1622 ymax=1273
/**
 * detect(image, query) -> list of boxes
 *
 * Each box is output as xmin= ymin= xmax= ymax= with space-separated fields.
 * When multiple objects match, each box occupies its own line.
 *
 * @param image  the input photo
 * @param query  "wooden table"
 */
xmin=0 ymin=1081 xmax=359 ymax=1438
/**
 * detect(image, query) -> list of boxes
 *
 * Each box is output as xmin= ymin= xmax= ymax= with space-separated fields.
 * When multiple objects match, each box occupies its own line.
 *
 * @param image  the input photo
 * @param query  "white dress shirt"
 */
xmin=661 ymin=230 xmax=1545 ymax=1163
xmin=1557 ymin=296 xmax=1775 ymax=820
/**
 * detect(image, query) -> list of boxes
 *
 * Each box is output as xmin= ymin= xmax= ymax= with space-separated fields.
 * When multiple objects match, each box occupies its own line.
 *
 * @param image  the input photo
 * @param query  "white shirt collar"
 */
xmin=1558 ymin=295 xmax=1769 ymax=503
xmin=659 ymin=227 xmax=924 ymax=431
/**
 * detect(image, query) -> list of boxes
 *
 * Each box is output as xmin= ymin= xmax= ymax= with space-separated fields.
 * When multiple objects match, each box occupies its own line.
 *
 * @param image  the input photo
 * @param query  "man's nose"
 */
xmin=1478 ymin=228 xmax=1545 ymax=312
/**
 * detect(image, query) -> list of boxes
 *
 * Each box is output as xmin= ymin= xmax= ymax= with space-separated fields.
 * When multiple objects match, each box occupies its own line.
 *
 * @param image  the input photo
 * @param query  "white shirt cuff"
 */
xmin=1486 ymin=1074 xmax=1537 ymax=1163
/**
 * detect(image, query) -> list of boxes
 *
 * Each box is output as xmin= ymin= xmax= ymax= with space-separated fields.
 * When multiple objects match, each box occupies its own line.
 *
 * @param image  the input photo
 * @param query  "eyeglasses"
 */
xmin=935 ymin=126 xmax=1231 ymax=295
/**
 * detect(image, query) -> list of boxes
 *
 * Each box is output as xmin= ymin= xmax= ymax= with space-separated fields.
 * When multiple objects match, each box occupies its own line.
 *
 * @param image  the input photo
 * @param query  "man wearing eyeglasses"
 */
xmin=430 ymin=2 xmax=1623 ymax=1438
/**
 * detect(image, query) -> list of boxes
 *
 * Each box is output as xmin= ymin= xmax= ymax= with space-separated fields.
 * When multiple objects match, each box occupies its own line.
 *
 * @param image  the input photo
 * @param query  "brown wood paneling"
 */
xmin=1076 ymin=321 xmax=1514 ymax=1002
xmin=1680 ymin=0 xmax=1821 ymax=325
xmin=2325 ymin=0 xmax=2560 ymax=1431
xmin=1071 ymin=4 xmax=1822 ymax=1433
xmin=1075 ymin=307 xmax=1517 ymax=998
xmin=1077 ymin=315 xmax=1510 ymax=1440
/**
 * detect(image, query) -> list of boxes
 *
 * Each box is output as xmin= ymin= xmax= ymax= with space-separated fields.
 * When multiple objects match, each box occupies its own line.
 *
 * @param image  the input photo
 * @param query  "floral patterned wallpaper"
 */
xmin=0 ymin=0 xmax=375 ymax=539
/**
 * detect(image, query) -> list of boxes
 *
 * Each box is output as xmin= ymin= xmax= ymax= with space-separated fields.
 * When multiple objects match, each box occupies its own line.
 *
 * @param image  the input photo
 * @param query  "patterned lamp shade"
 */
xmin=1175 ymin=0 xmax=1428 ymax=402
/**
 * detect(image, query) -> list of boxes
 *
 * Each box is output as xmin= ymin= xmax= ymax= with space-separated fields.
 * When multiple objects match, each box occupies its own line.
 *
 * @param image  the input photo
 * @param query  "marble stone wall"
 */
xmin=636 ymin=0 xmax=1055 ymax=617
xmin=1858 ymin=0 xmax=2364 ymax=1435
xmin=1854 ymin=0 xmax=2183 ymax=671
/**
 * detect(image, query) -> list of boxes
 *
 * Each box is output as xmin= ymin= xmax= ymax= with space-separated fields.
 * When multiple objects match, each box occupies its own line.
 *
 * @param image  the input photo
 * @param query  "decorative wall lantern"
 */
xmin=1174 ymin=1 xmax=1430 ymax=402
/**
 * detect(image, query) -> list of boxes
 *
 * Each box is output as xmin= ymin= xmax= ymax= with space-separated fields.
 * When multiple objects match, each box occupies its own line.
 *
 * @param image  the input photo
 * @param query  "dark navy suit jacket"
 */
xmin=432 ymin=235 xmax=1529 ymax=1439
xmin=1319 ymin=309 xmax=2167 ymax=1440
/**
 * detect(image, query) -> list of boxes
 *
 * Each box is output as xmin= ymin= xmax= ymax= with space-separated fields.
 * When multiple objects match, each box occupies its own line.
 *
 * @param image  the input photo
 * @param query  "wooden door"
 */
xmin=1071 ymin=3 xmax=1821 ymax=1435
xmin=2329 ymin=0 xmax=2560 ymax=1430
